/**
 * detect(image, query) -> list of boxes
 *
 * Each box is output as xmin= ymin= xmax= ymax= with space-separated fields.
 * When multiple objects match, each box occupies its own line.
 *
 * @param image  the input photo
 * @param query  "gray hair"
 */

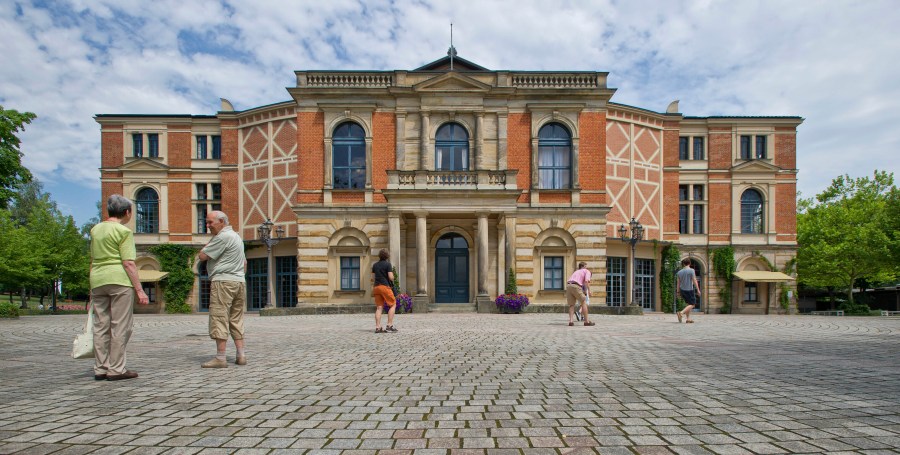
xmin=209 ymin=210 xmax=229 ymax=225
xmin=107 ymin=194 xmax=132 ymax=218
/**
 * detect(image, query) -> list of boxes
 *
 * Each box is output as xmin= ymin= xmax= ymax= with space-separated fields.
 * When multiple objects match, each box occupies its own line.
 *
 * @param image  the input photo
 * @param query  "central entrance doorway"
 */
xmin=435 ymin=233 xmax=469 ymax=303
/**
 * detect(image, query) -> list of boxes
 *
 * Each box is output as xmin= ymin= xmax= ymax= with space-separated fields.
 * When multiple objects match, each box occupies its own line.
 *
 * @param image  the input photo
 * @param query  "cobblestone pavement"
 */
xmin=1 ymin=312 xmax=899 ymax=455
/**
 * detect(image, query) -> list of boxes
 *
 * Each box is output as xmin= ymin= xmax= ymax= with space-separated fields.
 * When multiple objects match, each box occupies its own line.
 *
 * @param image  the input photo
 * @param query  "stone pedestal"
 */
xmin=476 ymin=295 xmax=496 ymax=313
xmin=621 ymin=305 xmax=644 ymax=315
xmin=412 ymin=295 xmax=430 ymax=314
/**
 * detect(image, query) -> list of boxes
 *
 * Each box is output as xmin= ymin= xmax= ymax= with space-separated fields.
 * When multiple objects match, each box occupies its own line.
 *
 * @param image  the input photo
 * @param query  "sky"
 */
xmin=2 ymin=0 xmax=898 ymax=226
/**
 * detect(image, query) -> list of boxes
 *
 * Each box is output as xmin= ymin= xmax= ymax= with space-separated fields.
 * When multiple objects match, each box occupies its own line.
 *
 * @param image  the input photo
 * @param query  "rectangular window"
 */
xmin=679 ymin=185 xmax=689 ymax=201
xmin=195 ymin=183 xmax=222 ymax=233
xmin=692 ymin=137 xmax=704 ymax=160
xmin=340 ymin=257 xmax=360 ymax=290
xmin=141 ymin=283 xmax=156 ymax=304
xmin=211 ymin=183 xmax=221 ymax=200
xmin=276 ymin=256 xmax=297 ymax=307
xmin=211 ymin=135 xmax=221 ymax=159
xmin=196 ymin=183 xmax=207 ymax=200
xmin=678 ymin=137 xmax=690 ymax=160
xmin=755 ymin=136 xmax=767 ymax=159
xmin=692 ymin=185 xmax=703 ymax=201
xmin=196 ymin=204 xmax=208 ymax=234
xmin=693 ymin=204 xmax=704 ymax=234
xmin=246 ymin=258 xmax=268 ymax=310
xmin=744 ymin=282 xmax=758 ymax=302
xmin=132 ymin=134 xmax=143 ymax=157
xmin=196 ymin=135 xmax=207 ymax=159
xmin=635 ymin=258 xmax=656 ymax=310
xmin=679 ymin=205 xmax=689 ymax=234
xmin=148 ymin=133 xmax=159 ymax=158
xmin=606 ymin=257 xmax=626 ymax=307
xmin=198 ymin=262 xmax=211 ymax=312
xmin=543 ymin=256 xmax=564 ymax=290
xmin=740 ymin=135 xmax=752 ymax=160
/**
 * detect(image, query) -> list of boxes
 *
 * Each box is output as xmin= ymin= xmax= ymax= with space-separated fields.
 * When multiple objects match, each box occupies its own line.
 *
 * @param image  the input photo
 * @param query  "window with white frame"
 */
xmin=195 ymin=183 xmax=222 ymax=233
xmin=543 ymin=256 xmax=564 ymax=290
xmin=740 ymin=189 xmax=765 ymax=234
xmin=679 ymin=136 xmax=705 ymax=160
xmin=740 ymin=135 xmax=768 ymax=160
xmin=196 ymin=135 xmax=221 ymax=159
xmin=131 ymin=133 xmax=161 ymax=158
xmin=538 ymin=123 xmax=571 ymax=189
xmin=678 ymin=184 xmax=705 ymax=234
xmin=340 ymin=257 xmax=361 ymax=290
xmin=135 ymin=187 xmax=159 ymax=234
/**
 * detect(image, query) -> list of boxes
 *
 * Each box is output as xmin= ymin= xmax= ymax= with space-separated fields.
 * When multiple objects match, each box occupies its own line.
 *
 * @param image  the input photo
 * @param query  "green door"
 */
xmin=434 ymin=233 xmax=469 ymax=303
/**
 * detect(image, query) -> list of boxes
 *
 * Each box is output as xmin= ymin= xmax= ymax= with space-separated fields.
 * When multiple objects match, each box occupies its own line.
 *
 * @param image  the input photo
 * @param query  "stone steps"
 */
xmin=429 ymin=303 xmax=477 ymax=313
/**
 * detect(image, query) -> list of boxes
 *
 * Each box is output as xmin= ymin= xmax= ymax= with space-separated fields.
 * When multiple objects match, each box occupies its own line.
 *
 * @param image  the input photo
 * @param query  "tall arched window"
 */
xmin=135 ymin=187 xmax=159 ymax=234
xmin=538 ymin=123 xmax=571 ymax=189
xmin=740 ymin=189 xmax=765 ymax=234
xmin=435 ymin=123 xmax=469 ymax=171
xmin=332 ymin=122 xmax=366 ymax=189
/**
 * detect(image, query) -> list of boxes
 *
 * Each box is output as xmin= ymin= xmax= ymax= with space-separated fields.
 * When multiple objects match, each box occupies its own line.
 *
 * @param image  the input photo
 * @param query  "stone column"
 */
xmin=477 ymin=214 xmax=489 ymax=295
xmin=475 ymin=112 xmax=484 ymax=170
xmin=416 ymin=213 xmax=428 ymax=294
xmin=389 ymin=213 xmax=401 ymax=281
xmin=505 ymin=215 xmax=517 ymax=274
xmin=497 ymin=217 xmax=506 ymax=294
xmin=395 ymin=112 xmax=406 ymax=169
xmin=419 ymin=111 xmax=430 ymax=170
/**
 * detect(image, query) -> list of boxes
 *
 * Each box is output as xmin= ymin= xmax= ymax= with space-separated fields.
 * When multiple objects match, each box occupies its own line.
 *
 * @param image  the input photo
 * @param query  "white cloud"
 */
xmin=1 ymin=0 xmax=897 ymax=224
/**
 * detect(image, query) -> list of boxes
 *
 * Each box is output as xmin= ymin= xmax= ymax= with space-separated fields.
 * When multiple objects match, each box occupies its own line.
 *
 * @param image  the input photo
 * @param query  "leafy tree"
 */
xmin=0 ymin=106 xmax=36 ymax=209
xmin=0 ymin=209 xmax=46 ymax=306
xmin=798 ymin=171 xmax=899 ymax=304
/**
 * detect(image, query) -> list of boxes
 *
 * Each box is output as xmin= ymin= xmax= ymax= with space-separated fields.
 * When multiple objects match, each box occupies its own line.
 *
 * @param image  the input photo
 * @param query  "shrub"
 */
xmin=838 ymin=300 xmax=871 ymax=316
xmin=495 ymin=293 xmax=530 ymax=313
xmin=0 ymin=302 xmax=19 ymax=318
xmin=505 ymin=267 xmax=517 ymax=295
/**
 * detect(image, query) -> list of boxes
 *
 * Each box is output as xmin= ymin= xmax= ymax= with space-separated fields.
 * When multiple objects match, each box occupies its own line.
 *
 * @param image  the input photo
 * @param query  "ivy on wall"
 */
xmin=660 ymin=244 xmax=684 ymax=313
xmin=148 ymin=244 xmax=197 ymax=314
xmin=712 ymin=246 xmax=737 ymax=314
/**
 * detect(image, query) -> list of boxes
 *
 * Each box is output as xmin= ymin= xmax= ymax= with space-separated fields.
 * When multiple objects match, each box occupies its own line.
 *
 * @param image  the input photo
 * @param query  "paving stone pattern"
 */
xmin=0 ymin=313 xmax=899 ymax=454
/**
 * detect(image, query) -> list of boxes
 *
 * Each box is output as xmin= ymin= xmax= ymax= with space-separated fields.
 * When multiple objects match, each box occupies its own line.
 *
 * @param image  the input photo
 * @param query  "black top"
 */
xmin=372 ymin=260 xmax=393 ymax=287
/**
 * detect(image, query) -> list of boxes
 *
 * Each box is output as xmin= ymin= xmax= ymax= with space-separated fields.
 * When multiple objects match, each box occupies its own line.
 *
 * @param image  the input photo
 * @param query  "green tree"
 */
xmin=0 ymin=209 xmax=46 ymax=306
xmin=798 ymin=171 xmax=898 ymax=304
xmin=0 ymin=106 xmax=36 ymax=209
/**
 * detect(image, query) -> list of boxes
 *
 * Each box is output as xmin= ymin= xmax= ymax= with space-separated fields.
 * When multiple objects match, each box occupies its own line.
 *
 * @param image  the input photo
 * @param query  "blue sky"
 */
xmin=2 ymin=0 xmax=898 ymax=226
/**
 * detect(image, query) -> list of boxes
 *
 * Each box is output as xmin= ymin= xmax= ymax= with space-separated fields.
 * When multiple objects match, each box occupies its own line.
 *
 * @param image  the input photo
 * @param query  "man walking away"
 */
xmin=676 ymin=258 xmax=700 ymax=323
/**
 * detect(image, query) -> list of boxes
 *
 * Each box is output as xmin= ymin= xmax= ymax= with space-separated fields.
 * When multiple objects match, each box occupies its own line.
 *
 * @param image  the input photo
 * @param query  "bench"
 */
xmin=809 ymin=310 xmax=844 ymax=316
xmin=881 ymin=311 xmax=900 ymax=316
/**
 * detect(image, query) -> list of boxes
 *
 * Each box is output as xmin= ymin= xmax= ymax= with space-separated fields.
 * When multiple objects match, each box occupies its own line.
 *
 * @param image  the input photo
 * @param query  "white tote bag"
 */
xmin=72 ymin=304 xmax=95 ymax=359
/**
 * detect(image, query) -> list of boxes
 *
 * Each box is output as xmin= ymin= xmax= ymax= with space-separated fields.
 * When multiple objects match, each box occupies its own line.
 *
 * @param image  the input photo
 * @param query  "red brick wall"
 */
xmin=167 ymin=181 xmax=192 ymax=241
xmin=663 ymin=122 xmax=680 ymax=241
xmin=219 ymin=119 xmax=239 ymax=226
xmin=708 ymin=182 xmax=731 ymax=242
xmin=708 ymin=128 xmax=732 ymax=170
xmin=578 ymin=112 xmax=605 ymax=204
xmin=332 ymin=192 xmax=366 ymax=204
xmin=297 ymin=112 xmax=324 ymax=204
xmin=775 ymin=128 xmax=797 ymax=169
xmin=101 ymin=126 xmax=124 ymax=168
xmin=539 ymin=192 xmax=571 ymax=204
xmin=101 ymin=181 xmax=123 ymax=219
xmin=507 ymin=113 xmax=531 ymax=203
xmin=776 ymin=180 xmax=797 ymax=241
xmin=167 ymin=126 xmax=191 ymax=168
xmin=372 ymin=112 xmax=396 ymax=203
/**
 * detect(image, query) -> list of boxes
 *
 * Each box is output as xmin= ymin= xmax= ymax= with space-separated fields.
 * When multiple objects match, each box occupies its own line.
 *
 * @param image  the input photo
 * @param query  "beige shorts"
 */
xmin=566 ymin=283 xmax=586 ymax=307
xmin=209 ymin=280 xmax=246 ymax=340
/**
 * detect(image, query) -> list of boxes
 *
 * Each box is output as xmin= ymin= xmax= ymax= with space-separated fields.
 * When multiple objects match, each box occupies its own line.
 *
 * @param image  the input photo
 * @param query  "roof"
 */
xmin=733 ymin=271 xmax=795 ymax=282
xmin=138 ymin=270 xmax=169 ymax=282
xmin=413 ymin=55 xmax=489 ymax=71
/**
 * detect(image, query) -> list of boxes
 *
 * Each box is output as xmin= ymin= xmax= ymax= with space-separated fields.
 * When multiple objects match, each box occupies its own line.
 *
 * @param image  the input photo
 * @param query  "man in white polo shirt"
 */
xmin=198 ymin=211 xmax=247 ymax=368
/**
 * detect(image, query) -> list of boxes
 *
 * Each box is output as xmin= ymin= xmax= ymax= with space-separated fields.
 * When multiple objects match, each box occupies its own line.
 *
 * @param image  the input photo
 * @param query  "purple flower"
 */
xmin=386 ymin=293 xmax=414 ymax=314
xmin=495 ymin=293 xmax=530 ymax=312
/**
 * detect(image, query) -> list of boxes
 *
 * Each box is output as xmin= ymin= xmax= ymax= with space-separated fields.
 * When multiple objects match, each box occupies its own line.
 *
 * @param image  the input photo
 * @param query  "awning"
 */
xmin=138 ymin=270 xmax=169 ymax=282
xmin=733 ymin=271 xmax=795 ymax=283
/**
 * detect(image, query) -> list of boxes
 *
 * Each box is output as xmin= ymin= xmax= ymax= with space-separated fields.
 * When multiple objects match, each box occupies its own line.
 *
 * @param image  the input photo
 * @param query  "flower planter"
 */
xmin=495 ymin=293 xmax=529 ymax=314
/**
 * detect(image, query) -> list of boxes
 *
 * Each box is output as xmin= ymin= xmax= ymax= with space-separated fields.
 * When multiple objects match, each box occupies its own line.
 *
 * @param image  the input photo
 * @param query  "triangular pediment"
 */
xmin=414 ymin=55 xmax=489 ymax=71
xmin=413 ymin=72 xmax=492 ymax=93
xmin=119 ymin=158 xmax=170 ymax=172
xmin=731 ymin=159 xmax=780 ymax=173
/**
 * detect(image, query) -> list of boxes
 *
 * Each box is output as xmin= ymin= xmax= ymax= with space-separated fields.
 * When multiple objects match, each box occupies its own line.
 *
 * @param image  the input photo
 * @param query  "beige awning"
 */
xmin=138 ymin=270 xmax=169 ymax=282
xmin=733 ymin=271 xmax=795 ymax=283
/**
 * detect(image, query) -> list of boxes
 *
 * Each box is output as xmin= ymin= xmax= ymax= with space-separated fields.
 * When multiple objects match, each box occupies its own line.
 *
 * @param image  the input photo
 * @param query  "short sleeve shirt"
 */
xmin=567 ymin=268 xmax=591 ymax=287
xmin=202 ymin=226 xmax=246 ymax=282
xmin=89 ymin=221 xmax=137 ymax=289
xmin=372 ymin=260 xmax=393 ymax=287
xmin=677 ymin=267 xmax=697 ymax=291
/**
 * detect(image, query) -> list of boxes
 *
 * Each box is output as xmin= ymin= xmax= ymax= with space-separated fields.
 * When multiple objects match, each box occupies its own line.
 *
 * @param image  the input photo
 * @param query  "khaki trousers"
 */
xmin=91 ymin=284 xmax=135 ymax=376
xmin=209 ymin=281 xmax=246 ymax=340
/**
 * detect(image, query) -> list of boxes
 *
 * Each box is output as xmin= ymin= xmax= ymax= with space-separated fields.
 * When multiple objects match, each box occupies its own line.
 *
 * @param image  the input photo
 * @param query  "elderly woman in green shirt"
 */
xmin=89 ymin=194 xmax=149 ymax=381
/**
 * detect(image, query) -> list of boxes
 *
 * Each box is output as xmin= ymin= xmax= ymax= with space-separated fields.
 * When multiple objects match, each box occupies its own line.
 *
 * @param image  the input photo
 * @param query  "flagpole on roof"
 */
xmin=448 ymin=23 xmax=456 ymax=71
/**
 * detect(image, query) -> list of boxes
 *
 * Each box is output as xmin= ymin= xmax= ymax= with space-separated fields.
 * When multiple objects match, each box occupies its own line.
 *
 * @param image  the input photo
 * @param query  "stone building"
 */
xmin=96 ymin=54 xmax=801 ymax=315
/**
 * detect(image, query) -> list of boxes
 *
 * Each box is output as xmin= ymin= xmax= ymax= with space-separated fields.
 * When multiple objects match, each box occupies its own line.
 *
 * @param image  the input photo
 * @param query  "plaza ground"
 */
xmin=0 ymin=313 xmax=898 ymax=454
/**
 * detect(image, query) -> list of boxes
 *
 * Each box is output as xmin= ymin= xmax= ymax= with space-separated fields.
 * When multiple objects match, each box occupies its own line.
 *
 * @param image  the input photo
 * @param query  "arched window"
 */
xmin=538 ymin=123 xmax=571 ymax=189
xmin=435 ymin=123 xmax=469 ymax=171
xmin=135 ymin=187 xmax=159 ymax=233
xmin=332 ymin=122 xmax=366 ymax=189
xmin=740 ymin=189 xmax=765 ymax=234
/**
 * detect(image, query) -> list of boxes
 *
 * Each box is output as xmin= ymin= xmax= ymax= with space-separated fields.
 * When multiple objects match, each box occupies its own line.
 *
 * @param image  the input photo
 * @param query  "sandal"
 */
xmin=568 ymin=322 xmax=574 ymax=326
xmin=677 ymin=312 xmax=683 ymax=323
xmin=685 ymin=320 xmax=694 ymax=324
xmin=584 ymin=321 xmax=595 ymax=326
xmin=375 ymin=327 xmax=385 ymax=333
